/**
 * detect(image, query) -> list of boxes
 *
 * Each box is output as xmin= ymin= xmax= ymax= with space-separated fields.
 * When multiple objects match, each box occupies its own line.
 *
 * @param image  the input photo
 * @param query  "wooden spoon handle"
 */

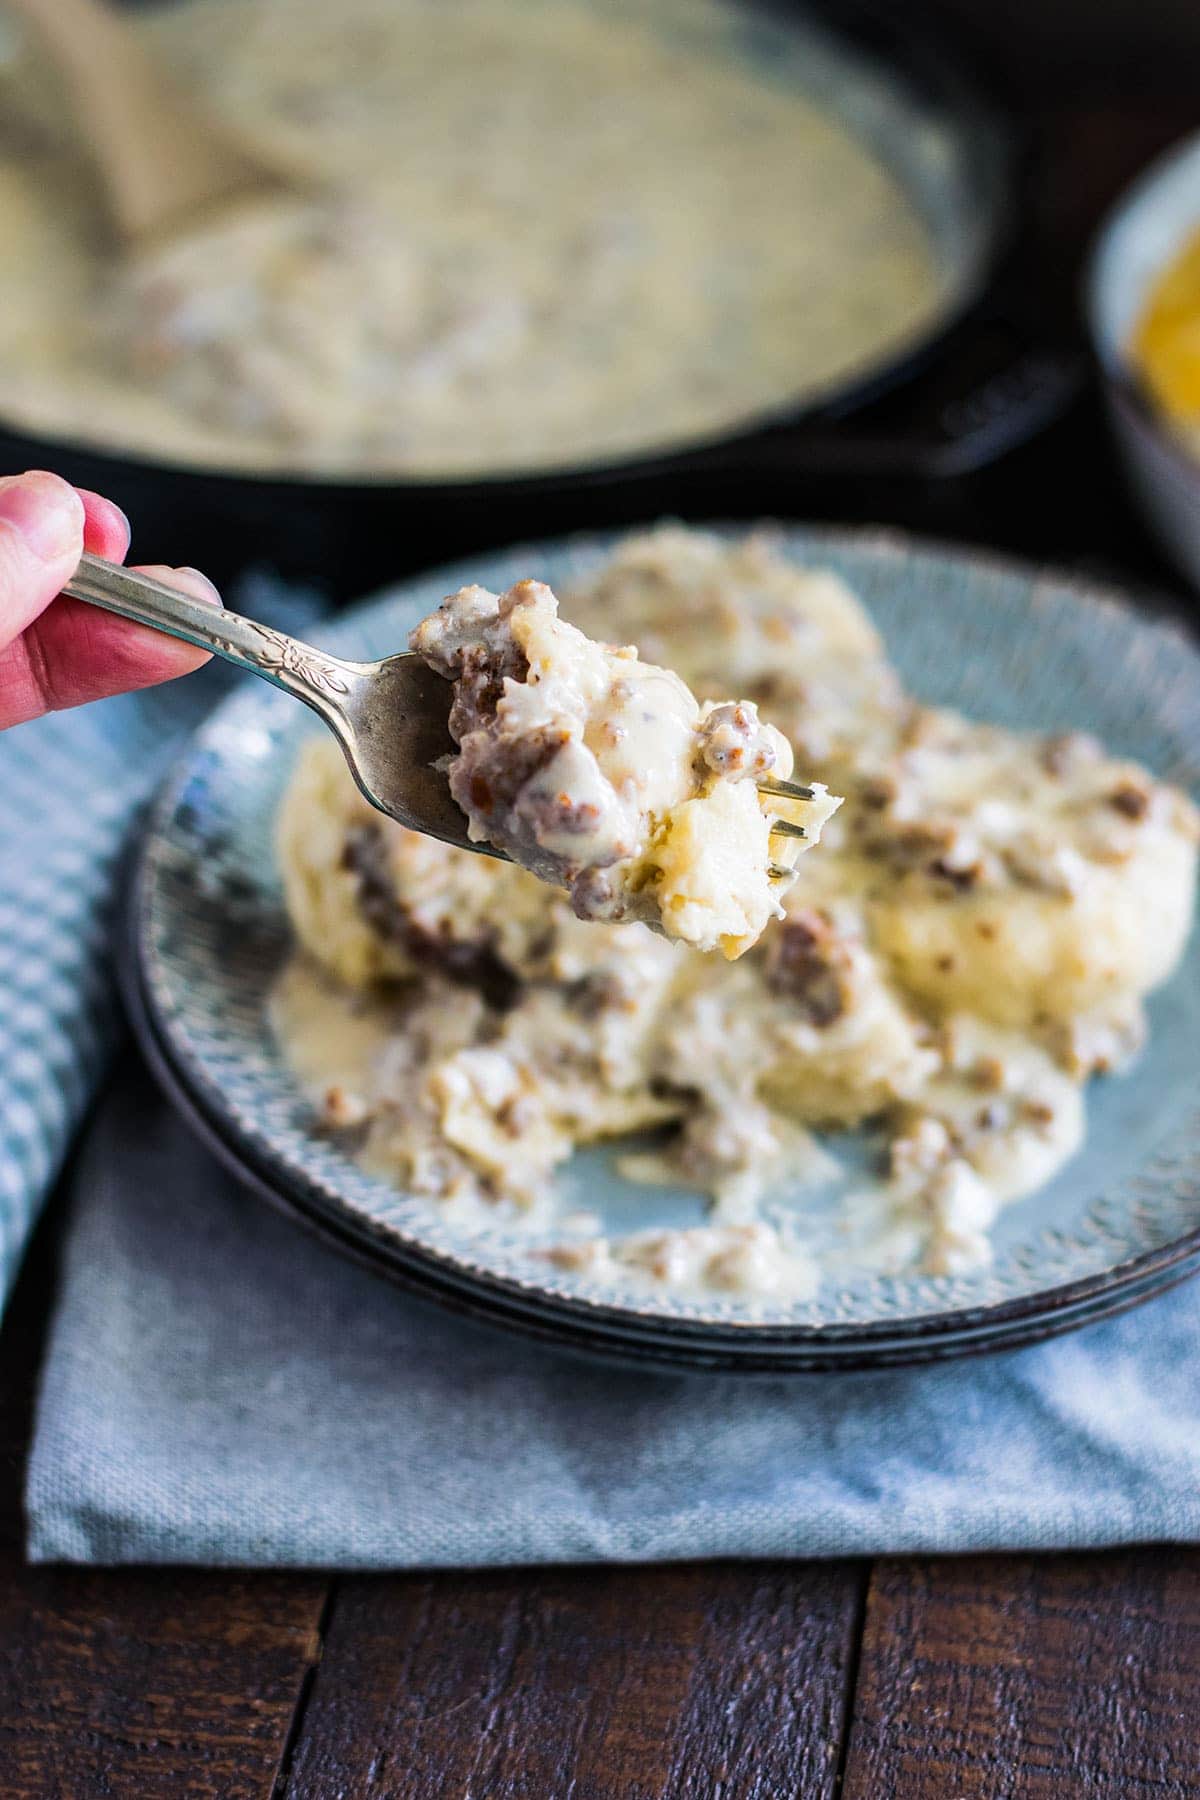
xmin=7 ymin=0 xmax=280 ymax=244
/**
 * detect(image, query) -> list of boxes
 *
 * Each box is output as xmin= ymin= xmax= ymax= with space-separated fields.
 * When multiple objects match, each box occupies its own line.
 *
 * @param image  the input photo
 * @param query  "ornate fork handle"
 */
xmin=63 ymin=552 xmax=361 ymax=717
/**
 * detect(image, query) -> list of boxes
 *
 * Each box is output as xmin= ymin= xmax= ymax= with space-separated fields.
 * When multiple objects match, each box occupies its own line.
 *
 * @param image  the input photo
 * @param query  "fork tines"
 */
xmin=758 ymin=777 xmax=816 ymax=801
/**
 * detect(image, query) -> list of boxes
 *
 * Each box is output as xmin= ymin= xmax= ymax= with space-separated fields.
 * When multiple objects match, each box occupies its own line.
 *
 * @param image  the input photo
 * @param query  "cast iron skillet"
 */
xmin=0 ymin=0 xmax=1076 ymax=596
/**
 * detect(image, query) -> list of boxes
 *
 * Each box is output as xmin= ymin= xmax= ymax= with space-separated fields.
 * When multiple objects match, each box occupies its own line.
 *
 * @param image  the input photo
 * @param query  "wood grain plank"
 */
xmin=281 ymin=1561 xmax=866 ymax=1800
xmin=0 ymin=1182 xmax=331 ymax=1800
xmin=841 ymin=1551 xmax=1200 ymax=1799
xmin=0 ymin=1564 xmax=329 ymax=1800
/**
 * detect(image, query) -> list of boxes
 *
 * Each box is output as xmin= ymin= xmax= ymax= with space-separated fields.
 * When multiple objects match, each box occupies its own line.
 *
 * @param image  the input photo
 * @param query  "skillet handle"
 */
xmin=680 ymin=316 xmax=1084 ymax=483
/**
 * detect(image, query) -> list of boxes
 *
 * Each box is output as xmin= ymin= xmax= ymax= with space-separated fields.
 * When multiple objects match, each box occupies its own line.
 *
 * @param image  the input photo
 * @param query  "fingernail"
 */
xmin=0 ymin=470 xmax=82 ymax=562
xmin=177 ymin=566 xmax=222 ymax=606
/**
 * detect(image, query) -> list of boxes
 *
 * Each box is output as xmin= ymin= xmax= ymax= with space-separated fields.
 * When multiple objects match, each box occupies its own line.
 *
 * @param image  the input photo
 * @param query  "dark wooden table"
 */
xmin=5 ymin=98 xmax=1200 ymax=1799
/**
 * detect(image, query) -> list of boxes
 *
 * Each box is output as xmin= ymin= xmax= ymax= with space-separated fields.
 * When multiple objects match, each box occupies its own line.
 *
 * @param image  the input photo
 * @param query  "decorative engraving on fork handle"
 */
xmin=63 ymin=553 xmax=357 ymax=704
xmin=208 ymin=618 xmax=352 ymax=696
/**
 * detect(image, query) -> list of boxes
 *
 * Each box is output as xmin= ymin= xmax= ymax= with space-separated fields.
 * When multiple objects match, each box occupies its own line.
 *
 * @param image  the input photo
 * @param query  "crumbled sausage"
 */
xmin=1107 ymin=780 xmax=1151 ymax=821
xmin=928 ymin=855 xmax=982 ymax=892
xmin=969 ymin=1055 xmax=1006 ymax=1092
xmin=1039 ymin=731 xmax=1102 ymax=777
xmin=447 ymin=641 xmax=527 ymax=739
xmin=341 ymin=822 xmax=518 ymax=1006
xmin=449 ymin=726 xmax=570 ymax=830
xmin=321 ymin=1085 xmax=369 ymax=1129
xmin=865 ymin=819 xmax=956 ymax=869
xmin=763 ymin=909 xmax=848 ymax=1025
xmin=696 ymin=702 xmax=778 ymax=782
xmin=858 ymin=774 xmax=897 ymax=810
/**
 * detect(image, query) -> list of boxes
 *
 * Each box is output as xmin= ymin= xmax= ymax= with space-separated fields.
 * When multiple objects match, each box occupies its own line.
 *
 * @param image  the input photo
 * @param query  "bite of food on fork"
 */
xmin=45 ymin=504 xmax=838 ymax=958
xmin=409 ymin=577 xmax=840 ymax=956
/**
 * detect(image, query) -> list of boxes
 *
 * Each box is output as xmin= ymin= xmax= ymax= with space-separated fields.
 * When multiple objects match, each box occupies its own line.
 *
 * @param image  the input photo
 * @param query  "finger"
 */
xmin=77 ymin=488 xmax=132 ymax=563
xmin=0 ymin=471 xmax=85 ymax=651
xmin=0 ymin=562 xmax=221 ymax=728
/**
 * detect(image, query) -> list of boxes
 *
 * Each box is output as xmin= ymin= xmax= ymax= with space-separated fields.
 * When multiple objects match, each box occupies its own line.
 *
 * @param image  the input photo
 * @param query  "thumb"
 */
xmin=0 ymin=471 xmax=85 ymax=651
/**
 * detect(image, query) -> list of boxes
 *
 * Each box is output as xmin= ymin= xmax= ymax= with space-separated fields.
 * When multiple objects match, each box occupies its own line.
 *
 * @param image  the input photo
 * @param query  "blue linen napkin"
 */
xmin=0 ymin=572 xmax=322 ymax=1308
xmin=26 ymin=1067 xmax=1200 ymax=1567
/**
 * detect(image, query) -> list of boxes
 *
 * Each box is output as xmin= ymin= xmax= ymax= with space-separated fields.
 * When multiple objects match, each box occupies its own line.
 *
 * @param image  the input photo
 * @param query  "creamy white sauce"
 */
xmin=0 ymin=0 xmax=942 ymax=475
xmin=268 ymin=958 xmax=389 ymax=1110
xmin=545 ymin=1222 xmax=821 ymax=1303
xmin=272 ymin=528 xmax=1200 ymax=1303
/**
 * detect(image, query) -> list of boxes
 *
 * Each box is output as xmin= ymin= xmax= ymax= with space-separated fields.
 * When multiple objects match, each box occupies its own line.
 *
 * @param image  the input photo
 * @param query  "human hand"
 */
xmin=0 ymin=469 xmax=219 ymax=730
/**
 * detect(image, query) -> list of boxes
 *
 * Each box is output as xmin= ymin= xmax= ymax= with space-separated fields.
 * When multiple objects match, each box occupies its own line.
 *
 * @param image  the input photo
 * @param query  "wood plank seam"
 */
xmin=270 ymin=1577 xmax=341 ymax=1799
xmin=830 ymin=1562 xmax=872 ymax=1797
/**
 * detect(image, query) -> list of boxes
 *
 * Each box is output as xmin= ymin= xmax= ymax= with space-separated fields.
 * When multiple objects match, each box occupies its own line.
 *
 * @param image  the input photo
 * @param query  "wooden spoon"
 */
xmin=6 ymin=0 xmax=296 ymax=247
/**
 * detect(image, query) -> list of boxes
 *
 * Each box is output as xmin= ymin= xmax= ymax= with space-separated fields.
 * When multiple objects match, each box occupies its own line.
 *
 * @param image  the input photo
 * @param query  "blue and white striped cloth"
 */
xmin=0 ymin=573 xmax=318 ymax=1307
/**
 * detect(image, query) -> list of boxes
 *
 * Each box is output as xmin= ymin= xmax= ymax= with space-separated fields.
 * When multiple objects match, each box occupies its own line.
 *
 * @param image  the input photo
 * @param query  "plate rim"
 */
xmin=128 ymin=521 xmax=1200 ymax=1367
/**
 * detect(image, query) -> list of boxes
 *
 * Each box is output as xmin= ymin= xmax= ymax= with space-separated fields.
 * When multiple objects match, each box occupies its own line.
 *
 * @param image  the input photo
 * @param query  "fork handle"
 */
xmin=63 ymin=552 xmax=360 ymax=712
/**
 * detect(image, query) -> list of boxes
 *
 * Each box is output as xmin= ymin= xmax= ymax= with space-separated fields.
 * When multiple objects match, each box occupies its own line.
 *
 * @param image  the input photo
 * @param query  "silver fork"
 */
xmin=64 ymin=552 xmax=815 ymax=870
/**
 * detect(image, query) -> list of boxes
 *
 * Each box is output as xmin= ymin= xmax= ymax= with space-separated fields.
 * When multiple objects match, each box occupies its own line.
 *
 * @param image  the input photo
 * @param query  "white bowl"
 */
xmin=1086 ymin=130 xmax=1200 ymax=589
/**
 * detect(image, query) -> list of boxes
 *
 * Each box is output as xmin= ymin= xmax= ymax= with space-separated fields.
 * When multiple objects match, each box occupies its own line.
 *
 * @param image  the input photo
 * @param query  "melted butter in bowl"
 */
xmin=0 ymin=0 xmax=944 ymax=476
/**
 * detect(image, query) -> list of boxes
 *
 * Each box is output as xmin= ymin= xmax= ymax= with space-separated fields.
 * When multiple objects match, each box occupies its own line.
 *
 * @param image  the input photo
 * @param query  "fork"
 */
xmin=64 ymin=552 xmax=815 ymax=870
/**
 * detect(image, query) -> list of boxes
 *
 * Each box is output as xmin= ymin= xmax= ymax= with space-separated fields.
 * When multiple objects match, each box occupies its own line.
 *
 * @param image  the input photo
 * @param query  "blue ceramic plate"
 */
xmin=127 ymin=527 xmax=1200 ymax=1370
